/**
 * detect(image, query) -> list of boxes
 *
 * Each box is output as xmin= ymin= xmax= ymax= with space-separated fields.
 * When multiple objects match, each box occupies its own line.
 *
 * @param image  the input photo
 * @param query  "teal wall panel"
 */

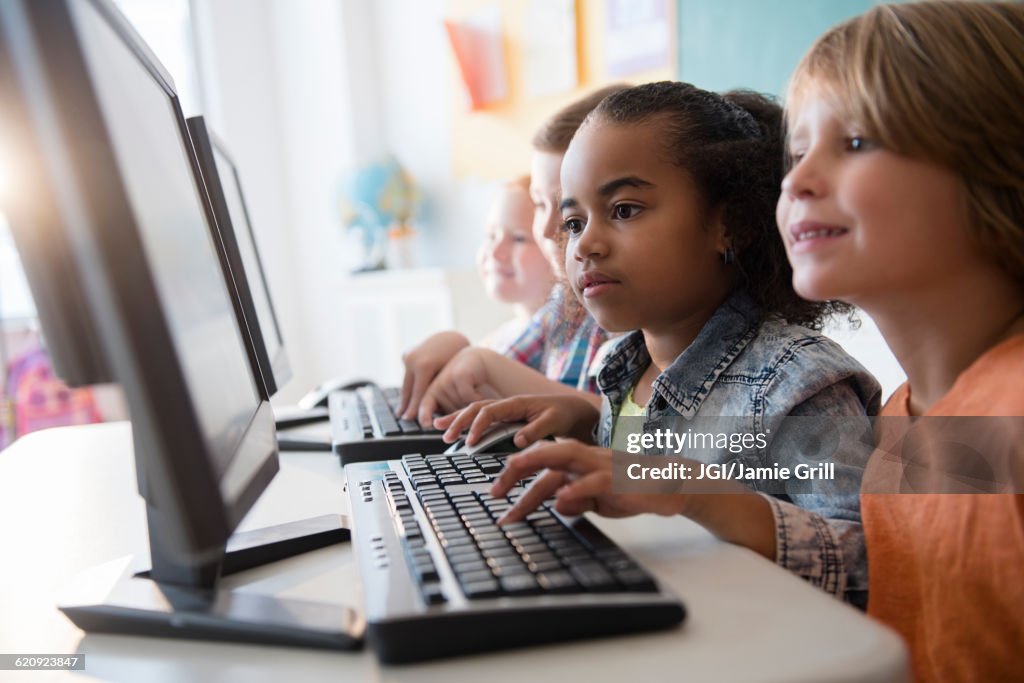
xmin=677 ymin=0 xmax=872 ymax=99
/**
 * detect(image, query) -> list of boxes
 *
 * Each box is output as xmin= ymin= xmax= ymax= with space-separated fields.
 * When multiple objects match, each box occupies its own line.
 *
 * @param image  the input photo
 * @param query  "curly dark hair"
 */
xmin=590 ymin=81 xmax=850 ymax=329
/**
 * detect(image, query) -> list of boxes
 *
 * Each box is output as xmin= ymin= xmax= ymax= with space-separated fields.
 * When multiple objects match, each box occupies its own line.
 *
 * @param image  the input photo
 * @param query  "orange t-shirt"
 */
xmin=862 ymin=334 xmax=1024 ymax=683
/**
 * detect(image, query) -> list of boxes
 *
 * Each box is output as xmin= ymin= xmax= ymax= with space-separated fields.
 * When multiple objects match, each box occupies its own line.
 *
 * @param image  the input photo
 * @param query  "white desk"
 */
xmin=0 ymin=423 xmax=908 ymax=682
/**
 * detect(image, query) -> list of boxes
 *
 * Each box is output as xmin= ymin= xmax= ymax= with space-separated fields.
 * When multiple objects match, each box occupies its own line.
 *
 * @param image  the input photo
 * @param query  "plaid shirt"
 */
xmin=505 ymin=289 xmax=607 ymax=394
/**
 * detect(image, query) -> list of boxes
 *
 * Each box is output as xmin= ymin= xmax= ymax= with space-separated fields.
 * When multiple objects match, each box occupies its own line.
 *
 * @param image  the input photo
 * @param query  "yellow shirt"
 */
xmin=610 ymin=384 xmax=646 ymax=452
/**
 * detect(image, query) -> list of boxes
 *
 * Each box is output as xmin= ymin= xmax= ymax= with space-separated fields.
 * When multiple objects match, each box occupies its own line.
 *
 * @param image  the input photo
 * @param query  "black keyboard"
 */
xmin=329 ymin=386 xmax=447 ymax=465
xmin=346 ymin=455 xmax=686 ymax=663
xmin=401 ymin=452 xmax=531 ymax=490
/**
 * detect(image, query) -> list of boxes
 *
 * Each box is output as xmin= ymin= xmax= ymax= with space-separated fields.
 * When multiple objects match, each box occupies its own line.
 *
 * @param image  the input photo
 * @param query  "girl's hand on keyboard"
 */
xmin=489 ymin=441 xmax=690 ymax=523
xmin=435 ymin=395 xmax=600 ymax=447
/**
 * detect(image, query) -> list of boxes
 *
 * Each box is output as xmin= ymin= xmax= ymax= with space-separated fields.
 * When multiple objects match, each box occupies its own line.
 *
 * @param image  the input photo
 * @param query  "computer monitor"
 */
xmin=185 ymin=115 xmax=291 ymax=399
xmin=0 ymin=8 xmax=111 ymax=389
xmin=0 ymin=0 xmax=358 ymax=647
xmin=184 ymin=116 xmax=336 ymax=450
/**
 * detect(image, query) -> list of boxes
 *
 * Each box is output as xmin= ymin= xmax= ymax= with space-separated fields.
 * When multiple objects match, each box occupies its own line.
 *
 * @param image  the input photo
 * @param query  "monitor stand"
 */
xmin=58 ymin=514 xmax=363 ymax=650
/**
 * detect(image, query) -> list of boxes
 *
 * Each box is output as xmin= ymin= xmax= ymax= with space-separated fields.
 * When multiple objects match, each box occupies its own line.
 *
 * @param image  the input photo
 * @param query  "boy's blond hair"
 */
xmin=787 ymin=1 xmax=1024 ymax=286
xmin=532 ymin=84 xmax=631 ymax=154
xmin=504 ymin=174 xmax=531 ymax=195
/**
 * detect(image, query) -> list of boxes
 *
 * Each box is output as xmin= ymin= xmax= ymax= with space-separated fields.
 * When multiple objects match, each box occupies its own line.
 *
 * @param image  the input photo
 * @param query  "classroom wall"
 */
xmin=192 ymin=0 xmax=905 ymax=402
xmin=373 ymin=0 xmax=677 ymax=269
xmin=195 ymin=0 xmax=363 ymax=403
xmin=677 ymin=0 xmax=873 ymax=98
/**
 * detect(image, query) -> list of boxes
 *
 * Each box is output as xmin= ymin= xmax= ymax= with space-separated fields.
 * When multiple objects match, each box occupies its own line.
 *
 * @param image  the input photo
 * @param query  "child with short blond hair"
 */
xmin=777 ymin=3 xmax=1024 ymax=679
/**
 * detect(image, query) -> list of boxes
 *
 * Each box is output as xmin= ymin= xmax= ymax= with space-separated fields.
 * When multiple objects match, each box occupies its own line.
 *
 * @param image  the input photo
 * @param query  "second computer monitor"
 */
xmin=186 ymin=115 xmax=291 ymax=399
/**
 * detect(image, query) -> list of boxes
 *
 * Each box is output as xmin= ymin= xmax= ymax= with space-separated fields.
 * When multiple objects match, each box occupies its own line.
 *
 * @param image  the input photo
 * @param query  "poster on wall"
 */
xmin=444 ymin=6 xmax=509 ymax=110
xmin=522 ymin=0 xmax=577 ymax=98
xmin=605 ymin=0 xmax=671 ymax=77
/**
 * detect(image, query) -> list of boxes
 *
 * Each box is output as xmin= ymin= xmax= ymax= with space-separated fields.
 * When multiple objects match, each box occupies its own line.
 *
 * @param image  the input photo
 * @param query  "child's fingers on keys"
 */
xmin=498 ymin=470 xmax=566 ymax=524
xmin=555 ymin=470 xmax=612 ymax=509
xmin=488 ymin=450 xmax=546 ymax=498
xmin=511 ymin=412 xmax=561 ymax=448
xmin=489 ymin=442 xmax=590 ymax=496
xmin=399 ymin=369 xmax=413 ymax=415
xmin=402 ymin=371 xmax=433 ymax=420
xmin=433 ymin=411 xmax=463 ymax=442
xmin=551 ymin=492 xmax=597 ymax=517
xmin=432 ymin=410 xmax=456 ymax=430
xmin=417 ymin=390 xmax=441 ymax=428
xmin=488 ymin=451 xmax=541 ymax=496
xmin=445 ymin=401 xmax=491 ymax=445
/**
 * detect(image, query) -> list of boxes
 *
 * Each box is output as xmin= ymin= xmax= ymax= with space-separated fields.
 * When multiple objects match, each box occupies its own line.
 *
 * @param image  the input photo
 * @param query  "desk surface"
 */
xmin=0 ymin=423 xmax=908 ymax=683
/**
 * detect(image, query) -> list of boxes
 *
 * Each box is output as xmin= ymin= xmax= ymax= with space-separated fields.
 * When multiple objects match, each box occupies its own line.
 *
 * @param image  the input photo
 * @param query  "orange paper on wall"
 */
xmin=444 ymin=10 xmax=509 ymax=110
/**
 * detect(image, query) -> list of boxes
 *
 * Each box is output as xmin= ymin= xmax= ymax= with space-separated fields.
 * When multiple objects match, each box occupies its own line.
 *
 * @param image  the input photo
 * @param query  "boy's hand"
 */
xmin=434 ymin=394 xmax=601 ymax=448
xmin=399 ymin=331 xmax=470 ymax=419
xmin=489 ymin=441 xmax=688 ymax=523
xmin=414 ymin=347 xmax=503 ymax=427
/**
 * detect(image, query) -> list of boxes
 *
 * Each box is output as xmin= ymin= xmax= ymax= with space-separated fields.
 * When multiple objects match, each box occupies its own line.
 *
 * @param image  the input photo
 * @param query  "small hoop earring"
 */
xmin=722 ymin=248 xmax=735 ymax=265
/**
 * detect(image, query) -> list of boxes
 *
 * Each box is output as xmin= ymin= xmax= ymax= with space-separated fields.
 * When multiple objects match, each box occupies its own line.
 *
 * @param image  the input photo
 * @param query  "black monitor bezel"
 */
xmin=185 ymin=115 xmax=292 ymax=399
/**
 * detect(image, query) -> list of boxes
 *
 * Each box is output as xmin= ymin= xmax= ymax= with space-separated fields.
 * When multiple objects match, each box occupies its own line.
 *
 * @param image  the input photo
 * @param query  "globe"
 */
xmin=338 ymin=156 xmax=419 ymax=271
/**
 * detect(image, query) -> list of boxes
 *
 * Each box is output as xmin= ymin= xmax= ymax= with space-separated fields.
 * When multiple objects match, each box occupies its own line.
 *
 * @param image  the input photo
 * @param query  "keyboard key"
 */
xmin=485 ymin=553 xmax=524 ymax=569
xmin=461 ymin=579 xmax=501 ymax=599
xmin=613 ymin=568 xmax=659 ymax=592
xmin=452 ymin=558 xmax=489 ymax=574
xmin=458 ymin=568 xmax=496 ymax=584
xmin=399 ymin=418 xmax=425 ymax=434
xmin=569 ymin=562 xmax=618 ymax=592
xmin=528 ymin=559 xmax=564 ymax=574
xmin=536 ymin=570 xmax=579 ymax=593
xmin=498 ymin=574 xmax=540 ymax=595
xmin=446 ymin=547 xmax=482 ymax=563
xmin=413 ymin=561 xmax=439 ymax=583
xmin=421 ymin=583 xmax=446 ymax=605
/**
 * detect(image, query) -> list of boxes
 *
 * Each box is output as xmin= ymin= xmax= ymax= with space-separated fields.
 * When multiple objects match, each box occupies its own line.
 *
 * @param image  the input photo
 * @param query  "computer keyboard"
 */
xmin=329 ymin=385 xmax=447 ymax=465
xmin=346 ymin=454 xmax=686 ymax=663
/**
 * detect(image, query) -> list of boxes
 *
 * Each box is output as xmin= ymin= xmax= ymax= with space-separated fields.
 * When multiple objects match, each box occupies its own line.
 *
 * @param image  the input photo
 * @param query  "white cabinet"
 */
xmin=336 ymin=268 xmax=515 ymax=386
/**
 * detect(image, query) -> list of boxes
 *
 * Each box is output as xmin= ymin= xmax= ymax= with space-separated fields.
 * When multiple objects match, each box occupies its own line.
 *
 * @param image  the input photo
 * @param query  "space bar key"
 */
xmin=399 ymin=419 xmax=425 ymax=434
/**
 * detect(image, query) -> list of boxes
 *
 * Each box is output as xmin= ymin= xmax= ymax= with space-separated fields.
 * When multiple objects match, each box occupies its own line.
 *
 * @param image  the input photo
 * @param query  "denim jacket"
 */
xmin=596 ymin=290 xmax=881 ymax=606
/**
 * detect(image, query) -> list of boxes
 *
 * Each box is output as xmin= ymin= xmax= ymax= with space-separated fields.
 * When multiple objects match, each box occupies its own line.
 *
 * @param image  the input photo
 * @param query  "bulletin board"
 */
xmin=445 ymin=0 xmax=676 ymax=180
